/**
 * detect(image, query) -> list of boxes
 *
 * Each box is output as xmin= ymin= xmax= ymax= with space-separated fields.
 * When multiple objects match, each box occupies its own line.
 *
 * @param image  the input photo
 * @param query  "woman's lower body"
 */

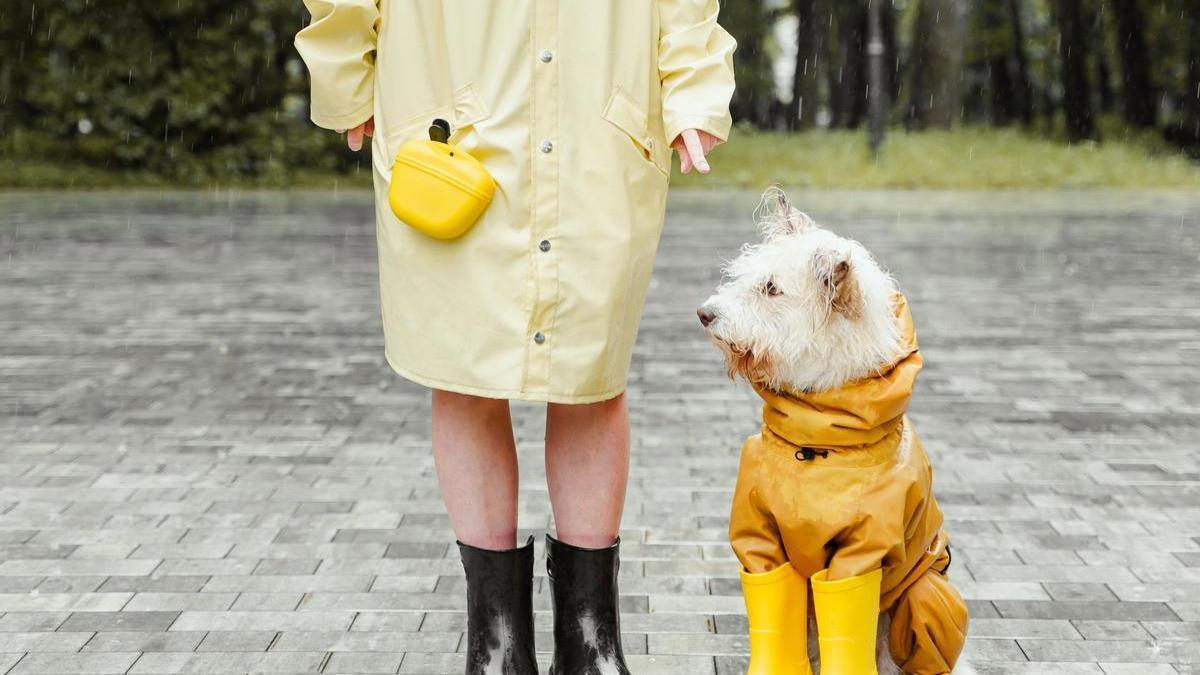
xmin=434 ymin=388 xmax=632 ymax=674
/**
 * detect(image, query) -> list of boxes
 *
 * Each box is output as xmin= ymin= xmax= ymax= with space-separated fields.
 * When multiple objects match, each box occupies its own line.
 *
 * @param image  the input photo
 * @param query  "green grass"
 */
xmin=678 ymin=124 xmax=1200 ymax=190
xmin=3 ymin=124 xmax=1198 ymax=190
xmin=0 ymin=157 xmax=375 ymax=190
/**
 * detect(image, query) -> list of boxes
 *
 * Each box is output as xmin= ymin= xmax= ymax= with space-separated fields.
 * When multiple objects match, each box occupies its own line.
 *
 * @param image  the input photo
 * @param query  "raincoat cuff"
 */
xmin=665 ymin=112 xmax=732 ymax=147
xmin=311 ymin=98 xmax=375 ymax=132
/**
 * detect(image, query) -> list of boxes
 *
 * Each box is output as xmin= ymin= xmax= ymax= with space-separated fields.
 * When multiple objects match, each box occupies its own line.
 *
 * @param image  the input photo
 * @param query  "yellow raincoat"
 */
xmin=729 ymin=295 xmax=968 ymax=673
xmin=295 ymin=1 xmax=736 ymax=403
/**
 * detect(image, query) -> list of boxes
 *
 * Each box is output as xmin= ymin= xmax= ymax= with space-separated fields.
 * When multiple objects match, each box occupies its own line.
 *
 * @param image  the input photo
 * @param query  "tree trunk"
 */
xmin=867 ymin=0 xmax=887 ymax=155
xmin=979 ymin=0 xmax=1016 ymax=125
xmin=1006 ymin=0 xmax=1035 ymax=125
xmin=908 ymin=0 xmax=967 ymax=128
xmin=883 ymin=1 xmax=900 ymax=103
xmin=1055 ymin=0 xmax=1096 ymax=141
xmin=832 ymin=1 xmax=867 ymax=128
xmin=1109 ymin=0 xmax=1156 ymax=127
xmin=1181 ymin=1 xmax=1200 ymax=151
xmin=789 ymin=0 xmax=825 ymax=130
xmin=1095 ymin=41 xmax=1115 ymax=114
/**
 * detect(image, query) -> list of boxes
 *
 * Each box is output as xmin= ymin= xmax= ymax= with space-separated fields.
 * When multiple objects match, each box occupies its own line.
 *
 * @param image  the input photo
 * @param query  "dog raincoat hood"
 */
xmin=753 ymin=293 xmax=920 ymax=453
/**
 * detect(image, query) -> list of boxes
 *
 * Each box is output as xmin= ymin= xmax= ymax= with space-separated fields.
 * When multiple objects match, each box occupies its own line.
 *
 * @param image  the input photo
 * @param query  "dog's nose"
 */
xmin=697 ymin=306 xmax=717 ymax=327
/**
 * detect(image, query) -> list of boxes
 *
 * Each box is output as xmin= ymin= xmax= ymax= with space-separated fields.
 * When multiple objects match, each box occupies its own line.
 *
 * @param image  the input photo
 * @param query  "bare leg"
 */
xmin=431 ymin=389 xmax=519 ymax=550
xmin=544 ymin=392 xmax=630 ymax=548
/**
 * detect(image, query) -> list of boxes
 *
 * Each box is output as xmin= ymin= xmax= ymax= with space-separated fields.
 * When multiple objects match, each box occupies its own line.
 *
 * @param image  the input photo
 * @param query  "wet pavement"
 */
xmin=2 ymin=189 xmax=1199 ymax=674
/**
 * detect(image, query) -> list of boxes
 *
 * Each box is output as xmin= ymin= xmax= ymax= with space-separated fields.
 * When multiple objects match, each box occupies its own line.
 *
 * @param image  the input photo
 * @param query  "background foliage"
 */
xmin=0 ymin=0 xmax=360 ymax=183
xmin=0 ymin=0 xmax=1197 ymax=186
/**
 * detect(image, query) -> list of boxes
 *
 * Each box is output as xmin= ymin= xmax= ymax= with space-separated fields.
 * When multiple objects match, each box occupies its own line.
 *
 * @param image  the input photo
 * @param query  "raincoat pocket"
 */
xmin=375 ymin=83 xmax=492 ymax=179
xmin=602 ymin=86 xmax=671 ymax=178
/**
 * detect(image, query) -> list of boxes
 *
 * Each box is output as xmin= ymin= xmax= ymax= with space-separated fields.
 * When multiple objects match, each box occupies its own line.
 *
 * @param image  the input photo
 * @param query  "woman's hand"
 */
xmin=671 ymin=128 xmax=721 ymax=174
xmin=339 ymin=118 xmax=375 ymax=151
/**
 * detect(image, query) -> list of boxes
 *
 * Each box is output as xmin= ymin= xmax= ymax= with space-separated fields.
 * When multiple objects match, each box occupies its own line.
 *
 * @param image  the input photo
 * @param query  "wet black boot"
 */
xmin=545 ymin=534 xmax=631 ymax=675
xmin=458 ymin=536 xmax=538 ymax=675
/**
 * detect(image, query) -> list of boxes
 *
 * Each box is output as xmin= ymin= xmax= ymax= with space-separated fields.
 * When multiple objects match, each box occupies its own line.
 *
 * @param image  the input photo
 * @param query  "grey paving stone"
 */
xmin=253 ymin=559 xmax=322 ymax=576
xmin=324 ymin=651 xmax=405 ymax=673
xmin=396 ymin=652 xmax=463 ymax=674
xmin=126 ymin=651 xmax=327 ymax=674
xmin=8 ymin=652 xmax=140 ymax=674
xmin=170 ymin=610 xmax=356 ymax=632
xmin=994 ymin=600 xmax=1180 ymax=621
xmin=350 ymin=612 xmax=426 ymax=632
xmin=122 ymin=592 xmax=238 ymax=612
xmin=34 ymin=576 xmax=107 ymax=594
xmin=0 ymin=613 xmax=69 ymax=632
xmin=229 ymin=592 xmax=304 ymax=611
xmin=59 ymin=611 xmax=180 ymax=633
xmin=195 ymin=630 xmax=278 ymax=652
xmin=0 ymin=594 xmax=131 ymax=613
xmin=3 ymin=190 xmax=1199 ymax=673
xmin=0 ymin=631 xmax=94 ymax=652
xmin=0 ymin=654 xmax=23 ymax=674
xmin=1071 ymin=620 xmax=1153 ymax=640
xmin=1099 ymin=664 xmax=1180 ymax=675
xmin=1020 ymin=638 xmax=1200 ymax=662
xmin=271 ymin=630 xmax=459 ymax=653
xmin=0 ymin=559 xmax=159 ymax=577
xmin=96 ymin=575 xmax=210 ymax=593
xmin=80 ymin=630 xmax=206 ymax=652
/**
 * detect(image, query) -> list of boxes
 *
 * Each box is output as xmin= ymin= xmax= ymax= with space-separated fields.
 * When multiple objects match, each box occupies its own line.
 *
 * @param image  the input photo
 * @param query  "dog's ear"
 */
xmin=756 ymin=186 xmax=815 ymax=239
xmin=814 ymin=249 xmax=863 ymax=319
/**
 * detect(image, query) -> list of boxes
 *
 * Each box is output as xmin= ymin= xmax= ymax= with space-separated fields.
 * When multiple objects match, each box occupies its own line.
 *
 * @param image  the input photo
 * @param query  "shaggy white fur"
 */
xmin=700 ymin=187 xmax=904 ymax=393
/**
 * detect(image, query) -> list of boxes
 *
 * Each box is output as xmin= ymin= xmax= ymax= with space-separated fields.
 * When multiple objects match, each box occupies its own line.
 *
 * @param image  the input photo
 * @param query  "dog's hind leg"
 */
xmin=887 ymin=569 xmax=969 ymax=674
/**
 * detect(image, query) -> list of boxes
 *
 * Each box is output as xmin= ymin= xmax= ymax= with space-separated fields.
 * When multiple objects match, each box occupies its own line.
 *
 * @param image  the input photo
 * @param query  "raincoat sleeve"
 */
xmin=295 ymin=0 xmax=380 ymax=131
xmin=656 ymin=0 xmax=737 ymax=144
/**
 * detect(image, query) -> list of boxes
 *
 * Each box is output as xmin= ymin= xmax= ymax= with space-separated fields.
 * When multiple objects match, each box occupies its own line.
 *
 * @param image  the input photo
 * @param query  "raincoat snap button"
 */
xmin=538 ymin=240 xmax=551 ymax=252
xmin=539 ymin=49 xmax=554 ymax=63
xmin=540 ymin=140 xmax=554 ymax=154
xmin=533 ymin=331 xmax=546 ymax=345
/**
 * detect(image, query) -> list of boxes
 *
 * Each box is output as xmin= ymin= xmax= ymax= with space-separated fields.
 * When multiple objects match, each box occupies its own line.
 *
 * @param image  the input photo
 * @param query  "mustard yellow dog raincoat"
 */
xmin=296 ymin=1 xmax=736 ymax=403
xmin=730 ymin=295 xmax=968 ymax=674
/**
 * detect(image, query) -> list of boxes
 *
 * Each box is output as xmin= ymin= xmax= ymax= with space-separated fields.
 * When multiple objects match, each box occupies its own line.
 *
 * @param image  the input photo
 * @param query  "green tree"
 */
xmin=2 ymin=0 xmax=346 ymax=181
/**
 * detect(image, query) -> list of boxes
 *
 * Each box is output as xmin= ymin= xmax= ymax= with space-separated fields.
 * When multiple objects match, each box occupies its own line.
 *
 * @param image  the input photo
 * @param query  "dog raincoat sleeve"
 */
xmin=295 ymin=2 xmax=737 ymax=403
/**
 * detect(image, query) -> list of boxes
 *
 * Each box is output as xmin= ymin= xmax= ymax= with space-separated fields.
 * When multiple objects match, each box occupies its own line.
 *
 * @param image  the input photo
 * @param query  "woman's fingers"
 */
xmin=678 ymin=143 xmax=694 ymax=173
xmin=347 ymin=125 xmax=364 ymax=151
xmin=682 ymin=129 xmax=710 ymax=174
xmin=344 ymin=117 xmax=374 ymax=151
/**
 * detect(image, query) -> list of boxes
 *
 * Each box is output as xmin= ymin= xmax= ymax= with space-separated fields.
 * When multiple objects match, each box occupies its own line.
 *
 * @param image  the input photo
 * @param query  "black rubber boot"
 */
xmin=546 ymin=534 xmax=631 ymax=675
xmin=458 ymin=536 xmax=539 ymax=675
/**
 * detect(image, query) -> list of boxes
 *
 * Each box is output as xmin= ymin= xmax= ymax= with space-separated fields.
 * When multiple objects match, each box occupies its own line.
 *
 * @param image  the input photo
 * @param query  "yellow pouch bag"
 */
xmin=388 ymin=119 xmax=495 ymax=240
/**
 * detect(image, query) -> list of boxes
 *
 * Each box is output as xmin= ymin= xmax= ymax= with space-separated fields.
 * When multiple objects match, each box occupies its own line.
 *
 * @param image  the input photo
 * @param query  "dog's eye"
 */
xmin=762 ymin=279 xmax=782 ymax=297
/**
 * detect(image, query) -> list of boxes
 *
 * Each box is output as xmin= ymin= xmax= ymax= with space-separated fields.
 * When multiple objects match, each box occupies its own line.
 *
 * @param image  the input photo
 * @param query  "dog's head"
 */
xmin=698 ymin=187 xmax=904 ymax=393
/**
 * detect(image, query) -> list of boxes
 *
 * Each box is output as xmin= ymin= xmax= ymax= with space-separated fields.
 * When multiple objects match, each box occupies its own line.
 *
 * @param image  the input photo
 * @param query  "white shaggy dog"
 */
xmin=699 ymin=187 xmax=975 ymax=675
xmin=698 ymin=187 xmax=903 ymax=394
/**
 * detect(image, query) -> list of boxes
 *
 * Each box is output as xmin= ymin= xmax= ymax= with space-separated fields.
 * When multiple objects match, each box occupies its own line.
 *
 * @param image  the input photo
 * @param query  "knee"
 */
xmin=888 ymin=571 xmax=968 ymax=675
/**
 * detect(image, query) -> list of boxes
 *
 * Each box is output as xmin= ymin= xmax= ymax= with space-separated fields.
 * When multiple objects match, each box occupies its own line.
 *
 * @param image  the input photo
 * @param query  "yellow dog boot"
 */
xmin=741 ymin=562 xmax=812 ymax=675
xmin=811 ymin=567 xmax=883 ymax=675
